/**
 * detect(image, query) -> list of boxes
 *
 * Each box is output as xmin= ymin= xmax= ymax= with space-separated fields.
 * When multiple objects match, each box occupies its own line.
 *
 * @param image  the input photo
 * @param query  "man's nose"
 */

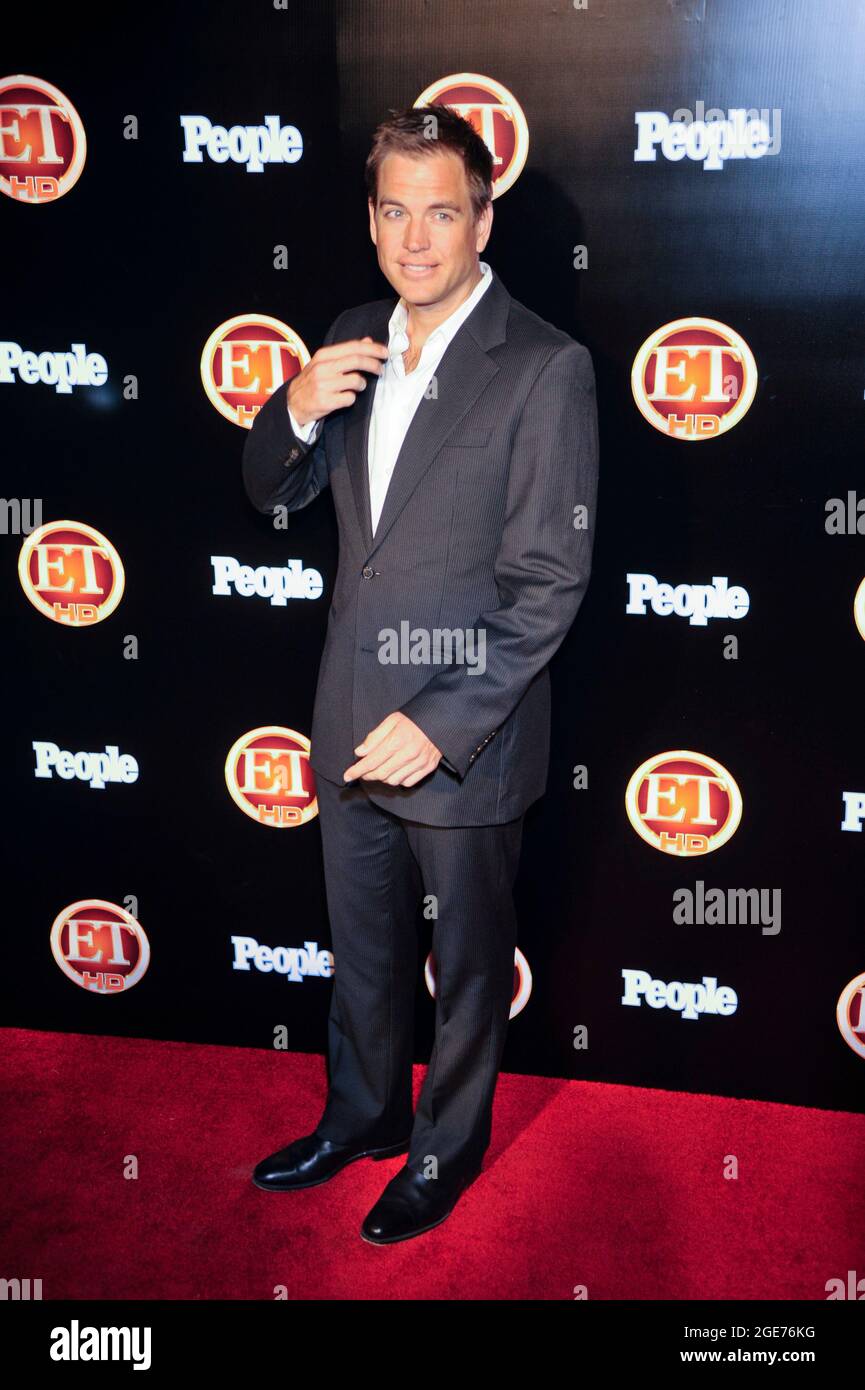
xmin=402 ymin=220 xmax=430 ymax=250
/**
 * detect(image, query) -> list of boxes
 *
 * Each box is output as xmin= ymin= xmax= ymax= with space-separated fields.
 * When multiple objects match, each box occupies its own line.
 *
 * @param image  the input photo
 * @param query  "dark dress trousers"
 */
xmin=242 ymin=266 xmax=599 ymax=1182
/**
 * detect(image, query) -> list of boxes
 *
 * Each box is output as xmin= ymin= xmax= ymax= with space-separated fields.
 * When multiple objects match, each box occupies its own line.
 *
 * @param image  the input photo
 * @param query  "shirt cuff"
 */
xmin=287 ymin=402 xmax=321 ymax=443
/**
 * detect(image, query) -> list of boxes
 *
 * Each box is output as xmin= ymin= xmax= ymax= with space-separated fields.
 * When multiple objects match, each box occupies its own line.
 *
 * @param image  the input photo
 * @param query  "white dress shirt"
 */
xmin=287 ymin=261 xmax=493 ymax=536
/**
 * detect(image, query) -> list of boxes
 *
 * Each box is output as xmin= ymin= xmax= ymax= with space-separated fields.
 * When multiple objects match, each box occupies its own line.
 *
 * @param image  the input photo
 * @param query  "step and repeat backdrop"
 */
xmin=4 ymin=0 xmax=864 ymax=1112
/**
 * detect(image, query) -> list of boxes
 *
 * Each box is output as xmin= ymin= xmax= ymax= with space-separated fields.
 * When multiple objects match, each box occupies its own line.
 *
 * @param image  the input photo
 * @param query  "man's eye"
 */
xmin=382 ymin=209 xmax=452 ymax=220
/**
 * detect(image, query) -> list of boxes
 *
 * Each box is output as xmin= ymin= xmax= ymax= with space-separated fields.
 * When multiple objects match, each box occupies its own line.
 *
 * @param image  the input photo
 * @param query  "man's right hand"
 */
xmin=287 ymin=335 xmax=389 ymax=427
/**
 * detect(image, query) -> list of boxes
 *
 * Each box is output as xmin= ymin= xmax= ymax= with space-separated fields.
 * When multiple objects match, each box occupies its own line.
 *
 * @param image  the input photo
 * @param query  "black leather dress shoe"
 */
xmin=360 ymin=1163 xmax=481 ymax=1243
xmin=252 ymin=1131 xmax=410 ymax=1192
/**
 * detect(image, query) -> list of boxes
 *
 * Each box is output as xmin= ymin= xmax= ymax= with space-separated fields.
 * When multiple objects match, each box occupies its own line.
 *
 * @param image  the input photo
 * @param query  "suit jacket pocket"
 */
xmin=439 ymin=426 xmax=493 ymax=450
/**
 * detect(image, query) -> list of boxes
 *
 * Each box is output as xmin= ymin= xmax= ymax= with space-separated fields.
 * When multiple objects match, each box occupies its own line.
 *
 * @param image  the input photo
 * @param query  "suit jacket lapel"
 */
xmin=344 ymin=298 xmax=391 ymax=555
xmin=343 ymin=268 xmax=511 ymax=560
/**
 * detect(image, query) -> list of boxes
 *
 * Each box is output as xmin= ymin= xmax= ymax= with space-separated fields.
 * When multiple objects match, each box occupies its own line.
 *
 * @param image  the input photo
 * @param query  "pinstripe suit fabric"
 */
xmin=242 ymin=265 xmax=599 ymax=828
xmin=242 ymin=267 xmax=598 ymax=1178
xmin=312 ymin=768 xmax=523 ymax=1180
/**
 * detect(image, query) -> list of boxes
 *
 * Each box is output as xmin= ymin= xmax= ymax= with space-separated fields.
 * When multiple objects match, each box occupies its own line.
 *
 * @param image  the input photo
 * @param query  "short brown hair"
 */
xmin=365 ymin=105 xmax=494 ymax=222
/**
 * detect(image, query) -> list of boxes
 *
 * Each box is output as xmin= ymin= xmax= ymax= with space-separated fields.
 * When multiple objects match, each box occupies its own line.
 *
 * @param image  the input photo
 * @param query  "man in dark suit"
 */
xmin=243 ymin=105 xmax=599 ymax=1243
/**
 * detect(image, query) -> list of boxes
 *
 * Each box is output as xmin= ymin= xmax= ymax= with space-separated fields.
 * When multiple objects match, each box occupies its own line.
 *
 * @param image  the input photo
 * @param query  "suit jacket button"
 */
xmin=361 ymin=565 xmax=374 ymax=579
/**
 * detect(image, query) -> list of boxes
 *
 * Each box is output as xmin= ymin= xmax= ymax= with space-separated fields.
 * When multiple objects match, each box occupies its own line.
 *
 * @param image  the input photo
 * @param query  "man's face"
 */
xmin=368 ymin=149 xmax=492 ymax=311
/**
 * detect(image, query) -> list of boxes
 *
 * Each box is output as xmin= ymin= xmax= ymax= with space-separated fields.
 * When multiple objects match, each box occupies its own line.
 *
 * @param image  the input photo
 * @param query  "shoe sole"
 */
xmin=251 ymin=1138 xmax=411 ymax=1193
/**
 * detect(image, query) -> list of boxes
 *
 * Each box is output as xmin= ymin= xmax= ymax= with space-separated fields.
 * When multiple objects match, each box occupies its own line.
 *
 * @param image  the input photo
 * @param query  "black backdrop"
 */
xmin=5 ymin=0 xmax=864 ymax=1113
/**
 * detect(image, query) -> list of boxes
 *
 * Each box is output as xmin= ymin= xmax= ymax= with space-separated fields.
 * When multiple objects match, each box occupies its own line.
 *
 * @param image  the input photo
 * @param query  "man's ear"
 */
xmin=476 ymin=200 xmax=493 ymax=254
xmin=368 ymin=197 xmax=378 ymax=246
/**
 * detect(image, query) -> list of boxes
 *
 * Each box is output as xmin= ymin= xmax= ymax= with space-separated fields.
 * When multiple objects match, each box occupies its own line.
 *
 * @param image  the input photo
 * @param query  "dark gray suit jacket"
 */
xmin=242 ymin=265 xmax=599 ymax=826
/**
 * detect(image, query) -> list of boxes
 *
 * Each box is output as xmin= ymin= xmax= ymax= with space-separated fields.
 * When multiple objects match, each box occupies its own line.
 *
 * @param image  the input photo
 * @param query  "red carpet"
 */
xmin=2 ymin=1026 xmax=863 ymax=1300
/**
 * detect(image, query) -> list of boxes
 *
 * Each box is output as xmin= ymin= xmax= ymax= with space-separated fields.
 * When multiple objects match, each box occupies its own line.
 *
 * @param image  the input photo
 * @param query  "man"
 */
xmin=242 ymin=105 xmax=599 ymax=1244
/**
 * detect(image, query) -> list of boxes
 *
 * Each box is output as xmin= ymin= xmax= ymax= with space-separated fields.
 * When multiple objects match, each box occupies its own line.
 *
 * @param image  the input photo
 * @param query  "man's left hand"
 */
xmin=343 ymin=712 xmax=442 ymax=786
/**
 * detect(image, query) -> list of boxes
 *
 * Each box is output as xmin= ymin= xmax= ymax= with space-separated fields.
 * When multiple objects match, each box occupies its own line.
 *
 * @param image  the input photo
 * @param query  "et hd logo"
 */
xmin=18 ymin=520 xmax=125 ymax=626
xmin=625 ymin=750 xmax=743 ymax=857
xmin=836 ymin=972 xmax=865 ymax=1061
xmin=0 ymin=74 xmax=86 ymax=203
xmin=225 ymin=726 xmax=318 ymax=828
xmin=51 ymin=899 xmax=150 ymax=994
xmin=631 ymin=317 xmax=757 ymax=441
xmin=201 ymin=314 xmax=310 ymax=428
xmin=426 ymin=946 xmax=532 ymax=1020
xmin=414 ymin=74 xmax=528 ymax=199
